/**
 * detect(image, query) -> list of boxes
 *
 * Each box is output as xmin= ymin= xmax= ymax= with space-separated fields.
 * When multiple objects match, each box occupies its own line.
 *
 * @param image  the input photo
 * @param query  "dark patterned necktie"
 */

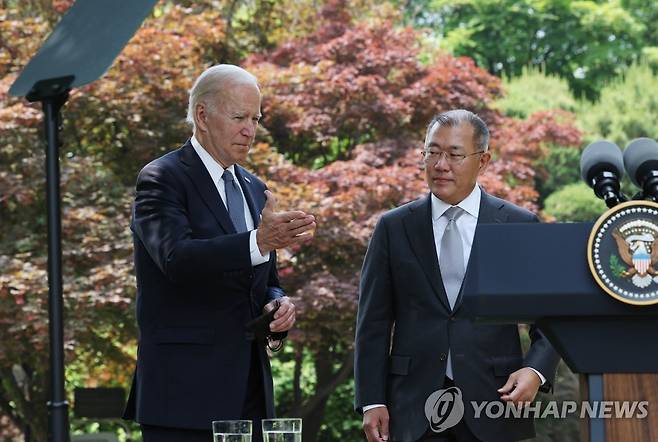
xmin=222 ymin=170 xmax=247 ymax=233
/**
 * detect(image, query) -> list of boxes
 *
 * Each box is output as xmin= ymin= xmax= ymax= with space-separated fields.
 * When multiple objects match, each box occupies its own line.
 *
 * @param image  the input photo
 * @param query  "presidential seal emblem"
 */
xmin=588 ymin=200 xmax=658 ymax=305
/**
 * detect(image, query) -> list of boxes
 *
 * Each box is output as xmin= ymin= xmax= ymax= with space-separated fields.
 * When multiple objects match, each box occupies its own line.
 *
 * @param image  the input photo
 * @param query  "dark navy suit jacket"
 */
xmin=123 ymin=140 xmax=285 ymax=429
xmin=354 ymin=191 xmax=560 ymax=442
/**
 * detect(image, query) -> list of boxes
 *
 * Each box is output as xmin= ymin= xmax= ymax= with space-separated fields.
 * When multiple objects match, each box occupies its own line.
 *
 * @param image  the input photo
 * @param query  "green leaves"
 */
xmin=609 ymin=254 xmax=626 ymax=279
xmin=406 ymin=0 xmax=649 ymax=99
xmin=543 ymin=182 xmax=608 ymax=222
xmin=578 ymin=62 xmax=658 ymax=148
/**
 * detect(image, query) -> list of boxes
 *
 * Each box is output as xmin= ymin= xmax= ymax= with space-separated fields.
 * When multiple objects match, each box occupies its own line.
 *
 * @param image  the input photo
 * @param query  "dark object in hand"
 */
xmin=245 ymin=300 xmax=280 ymax=341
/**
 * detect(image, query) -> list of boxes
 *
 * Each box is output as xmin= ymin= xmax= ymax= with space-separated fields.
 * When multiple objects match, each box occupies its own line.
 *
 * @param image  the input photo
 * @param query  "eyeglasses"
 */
xmin=420 ymin=149 xmax=485 ymax=165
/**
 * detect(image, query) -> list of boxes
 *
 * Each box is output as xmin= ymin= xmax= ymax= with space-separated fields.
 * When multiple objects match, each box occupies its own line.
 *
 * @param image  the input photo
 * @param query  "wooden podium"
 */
xmin=462 ymin=223 xmax=658 ymax=442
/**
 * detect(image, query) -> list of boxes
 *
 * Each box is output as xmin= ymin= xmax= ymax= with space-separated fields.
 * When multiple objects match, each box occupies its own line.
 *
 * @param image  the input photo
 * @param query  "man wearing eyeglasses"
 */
xmin=354 ymin=109 xmax=560 ymax=442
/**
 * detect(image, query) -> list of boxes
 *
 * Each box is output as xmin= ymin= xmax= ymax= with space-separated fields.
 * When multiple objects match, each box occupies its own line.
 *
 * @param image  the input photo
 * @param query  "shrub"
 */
xmin=577 ymin=63 xmax=658 ymax=148
xmin=495 ymin=67 xmax=577 ymax=119
xmin=543 ymin=182 xmax=608 ymax=222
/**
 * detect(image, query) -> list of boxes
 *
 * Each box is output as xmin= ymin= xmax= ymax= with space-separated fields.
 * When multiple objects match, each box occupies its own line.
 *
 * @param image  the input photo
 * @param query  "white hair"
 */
xmin=186 ymin=64 xmax=259 ymax=130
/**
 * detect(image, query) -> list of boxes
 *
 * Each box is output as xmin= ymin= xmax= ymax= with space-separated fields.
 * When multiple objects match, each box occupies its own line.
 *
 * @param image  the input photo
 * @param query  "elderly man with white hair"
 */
xmin=123 ymin=64 xmax=316 ymax=442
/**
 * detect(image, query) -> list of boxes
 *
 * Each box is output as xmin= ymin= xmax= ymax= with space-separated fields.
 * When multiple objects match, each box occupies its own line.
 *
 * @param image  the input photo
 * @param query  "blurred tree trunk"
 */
xmin=289 ymin=345 xmax=353 ymax=442
xmin=0 ymin=365 xmax=47 ymax=442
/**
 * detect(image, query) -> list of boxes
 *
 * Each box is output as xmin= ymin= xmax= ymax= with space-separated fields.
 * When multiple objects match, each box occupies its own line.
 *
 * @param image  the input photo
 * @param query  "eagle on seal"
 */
xmin=612 ymin=229 xmax=658 ymax=288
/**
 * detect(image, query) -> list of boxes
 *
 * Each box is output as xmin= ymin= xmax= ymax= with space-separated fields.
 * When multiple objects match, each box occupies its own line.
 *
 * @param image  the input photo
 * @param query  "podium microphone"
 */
xmin=623 ymin=137 xmax=658 ymax=201
xmin=580 ymin=140 xmax=627 ymax=208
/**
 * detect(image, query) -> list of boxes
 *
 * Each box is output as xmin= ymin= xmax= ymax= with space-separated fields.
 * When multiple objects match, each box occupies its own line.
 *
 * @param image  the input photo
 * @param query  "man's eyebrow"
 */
xmin=230 ymin=111 xmax=262 ymax=118
xmin=426 ymin=142 xmax=463 ymax=150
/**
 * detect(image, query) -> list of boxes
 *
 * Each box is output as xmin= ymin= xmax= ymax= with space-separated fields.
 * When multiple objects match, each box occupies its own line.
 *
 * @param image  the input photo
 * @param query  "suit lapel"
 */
xmin=475 ymin=190 xmax=507 ymax=225
xmin=234 ymin=165 xmax=261 ymax=227
xmin=402 ymin=194 xmax=452 ymax=312
xmin=452 ymin=190 xmax=507 ymax=311
xmin=178 ymin=141 xmax=236 ymax=234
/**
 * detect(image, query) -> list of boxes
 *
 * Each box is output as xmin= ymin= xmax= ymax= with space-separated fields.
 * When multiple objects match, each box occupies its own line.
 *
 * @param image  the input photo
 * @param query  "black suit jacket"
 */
xmin=354 ymin=191 xmax=560 ymax=442
xmin=123 ymin=140 xmax=285 ymax=429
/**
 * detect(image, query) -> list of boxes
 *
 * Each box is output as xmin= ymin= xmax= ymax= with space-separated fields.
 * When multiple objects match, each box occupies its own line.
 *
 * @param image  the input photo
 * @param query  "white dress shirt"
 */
xmin=191 ymin=135 xmax=269 ymax=266
xmin=363 ymin=185 xmax=544 ymax=413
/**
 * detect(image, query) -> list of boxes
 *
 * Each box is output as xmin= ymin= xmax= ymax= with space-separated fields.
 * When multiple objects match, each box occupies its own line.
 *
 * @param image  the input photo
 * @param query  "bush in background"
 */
xmin=577 ymin=63 xmax=658 ymax=148
xmin=495 ymin=67 xmax=577 ymax=119
xmin=543 ymin=183 xmax=607 ymax=222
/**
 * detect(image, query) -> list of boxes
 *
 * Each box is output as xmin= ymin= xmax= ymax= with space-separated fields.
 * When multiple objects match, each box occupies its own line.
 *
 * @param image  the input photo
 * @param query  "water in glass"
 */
xmin=262 ymin=431 xmax=302 ymax=442
xmin=213 ymin=433 xmax=251 ymax=442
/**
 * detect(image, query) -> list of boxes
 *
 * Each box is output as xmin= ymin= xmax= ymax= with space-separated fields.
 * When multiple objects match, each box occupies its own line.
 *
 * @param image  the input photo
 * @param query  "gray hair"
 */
xmin=425 ymin=109 xmax=490 ymax=152
xmin=186 ymin=64 xmax=259 ymax=130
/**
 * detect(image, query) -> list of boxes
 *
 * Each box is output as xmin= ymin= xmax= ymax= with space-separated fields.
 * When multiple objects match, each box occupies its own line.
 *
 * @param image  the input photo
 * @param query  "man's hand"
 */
xmin=264 ymin=296 xmax=296 ymax=333
xmin=498 ymin=367 xmax=542 ymax=405
xmin=363 ymin=407 xmax=389 ymax=442
xmin=256 ymin=190 xmax=315 ymax=255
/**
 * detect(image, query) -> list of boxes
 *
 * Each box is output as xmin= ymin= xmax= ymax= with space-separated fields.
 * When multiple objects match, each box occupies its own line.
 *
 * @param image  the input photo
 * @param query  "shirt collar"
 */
xmin=190 ymin=134 xmax=236 ymax=183
xmin=431 ymin=185 xmax=482 ymax=221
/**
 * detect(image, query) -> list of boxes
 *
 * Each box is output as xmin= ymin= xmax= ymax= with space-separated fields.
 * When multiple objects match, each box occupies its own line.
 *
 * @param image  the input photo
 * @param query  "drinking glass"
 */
xmin=262 ymin=418 xmax=302 ymax=442
xmin=212 ymin=419 xmax=252 ymax=442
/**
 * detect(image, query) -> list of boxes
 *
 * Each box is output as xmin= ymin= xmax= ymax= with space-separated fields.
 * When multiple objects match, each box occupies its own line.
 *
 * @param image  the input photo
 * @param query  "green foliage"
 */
xmin=495 ymin=67 xmax=577 ymax=119
xmin=201 ymin=0 xmax=395 ymax=62
xmin=577 ymin=63 xmax=658 ymax=148
xmin=270 ymin=345 xmax=317 ymax=412
xmin=492 ymin=68 xmax=586 ymax=206
xmin=316 ymin=378 xmax=361 ymax=442
xmin=495 ymin=64 xmax=658 ymax=206
xmin=543 ymin=182 xmax=607 ymax=222
xmin=270 ymin=345 xmax=361 ymax=442
xmin=642 ymin=47 xmax=658 ymax=70
xmin=621 ymin=0 xmax=658 ymax=47
xmin=609 ymin=254 xmax=626 ymax=278
xmin=535 ymin=146 xmax=583 ymax=204
xmin=405 ymin=0 xmax=648 ymax=99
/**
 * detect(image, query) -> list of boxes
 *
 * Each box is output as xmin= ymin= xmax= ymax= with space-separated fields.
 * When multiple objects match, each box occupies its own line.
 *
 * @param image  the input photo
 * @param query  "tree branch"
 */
xmin=290 ymin=349 xmax=354 ymax=417
xmin=293 ymin=343 xmax=303 ymax=407
xmin=0 ymin=369 xmax=27 ymax=433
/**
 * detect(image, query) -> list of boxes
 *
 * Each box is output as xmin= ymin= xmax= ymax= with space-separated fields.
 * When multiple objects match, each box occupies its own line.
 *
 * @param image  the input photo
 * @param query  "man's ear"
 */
xmin=194 ymin=102 xmax=208 ymax=132
xmin=479 ymin=151 xmax=492 ymax=173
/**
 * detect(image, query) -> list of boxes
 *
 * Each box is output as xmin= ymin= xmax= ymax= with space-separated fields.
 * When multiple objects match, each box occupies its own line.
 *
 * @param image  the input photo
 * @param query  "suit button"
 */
xmin=440 ymin=353 xmax=447 ymax=361
xmin=449 ymin=316 xmax=456 ymax=322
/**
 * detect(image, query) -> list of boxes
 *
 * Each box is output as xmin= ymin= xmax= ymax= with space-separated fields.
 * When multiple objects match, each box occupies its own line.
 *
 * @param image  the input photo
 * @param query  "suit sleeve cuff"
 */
xmin=362 ymin=404 xmax=387 ymax=412
xmin=527 ymin=367 xmax=546 ymax=385
xmin=249 ymin=230 xmax=270 ymax=266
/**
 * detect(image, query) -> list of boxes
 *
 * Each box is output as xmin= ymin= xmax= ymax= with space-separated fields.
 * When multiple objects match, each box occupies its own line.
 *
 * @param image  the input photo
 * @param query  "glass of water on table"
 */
xmin=212 ymin=420 xmax=252 ymax=442
xmin=262 ymin=418 xmax=302 ymax=442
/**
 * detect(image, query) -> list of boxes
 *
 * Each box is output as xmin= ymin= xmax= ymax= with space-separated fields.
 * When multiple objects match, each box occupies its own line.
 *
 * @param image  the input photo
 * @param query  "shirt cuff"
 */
xmin=250 ymin=230 xmax=270 ymax=266
xmin=362 ymin=404 xmax=386 ymax=412
xmin=527 ymin=367 xmax=546 ymax=385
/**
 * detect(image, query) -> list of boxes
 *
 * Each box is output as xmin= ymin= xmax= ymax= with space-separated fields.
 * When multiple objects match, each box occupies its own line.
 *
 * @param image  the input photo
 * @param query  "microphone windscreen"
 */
xmin=580 ymin=140 xmax=624 ymax=184
xmin=623 ymin=138 xmax=658 ymax=187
